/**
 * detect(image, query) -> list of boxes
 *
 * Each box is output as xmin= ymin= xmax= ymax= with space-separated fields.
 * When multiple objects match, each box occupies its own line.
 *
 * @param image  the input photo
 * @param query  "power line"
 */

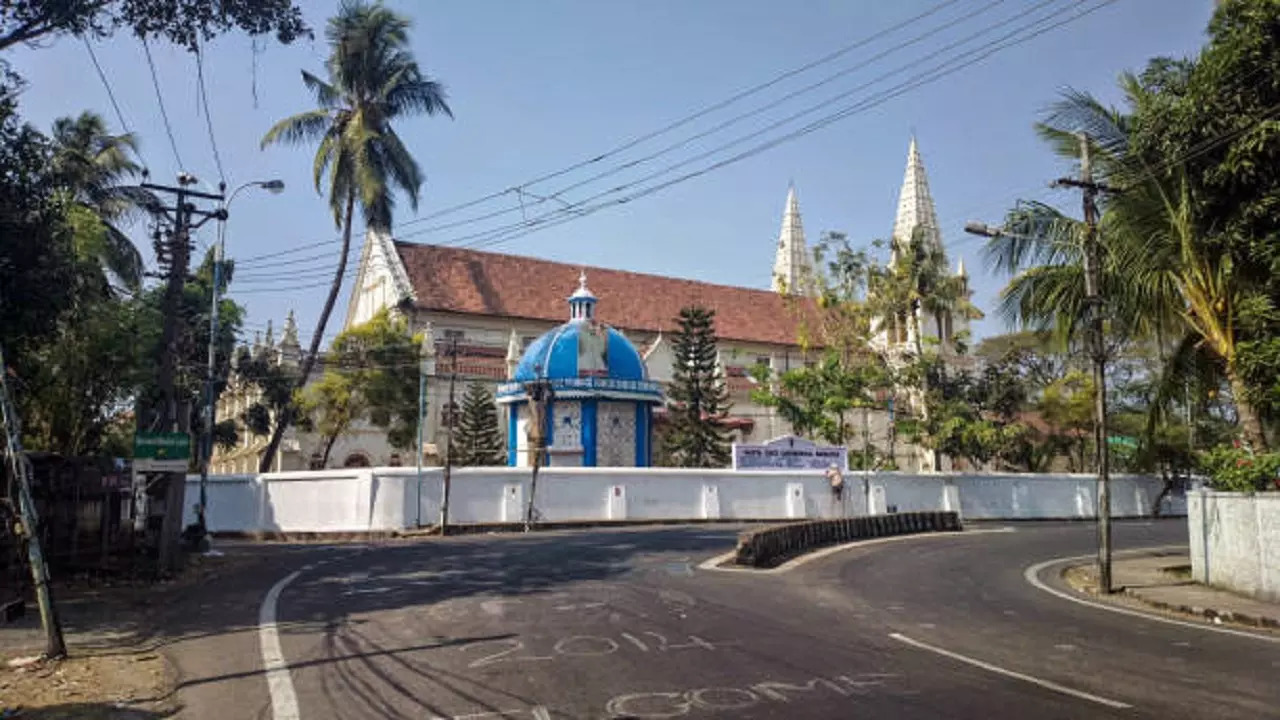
xmin=195 ymin=43 xmax=227 ymax=184
xmin=234 ymin=237 xmax=343 ymax=264
xmin=82 ymin=37 xmax=146 ymax=169
xmin=399 ymin=0 xmax=1020 ymax=240
xmin=408 ymin=0 xmax=1110 ymax=255
xmin=394 ymin=0 xmax=965 ymax=230
xmin=141 ymin=37 xmax=185 ymax=173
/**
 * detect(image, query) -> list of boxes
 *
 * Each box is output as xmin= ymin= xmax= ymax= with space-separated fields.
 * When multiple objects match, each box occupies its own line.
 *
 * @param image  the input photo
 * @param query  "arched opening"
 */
xmin=342 ymin=452 xmax=371 ymax=468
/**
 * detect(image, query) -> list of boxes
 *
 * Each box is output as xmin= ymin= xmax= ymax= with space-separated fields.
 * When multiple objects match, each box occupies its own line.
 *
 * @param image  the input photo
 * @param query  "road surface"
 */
xmin=167 ymin=520 xmax=1280 ymax=719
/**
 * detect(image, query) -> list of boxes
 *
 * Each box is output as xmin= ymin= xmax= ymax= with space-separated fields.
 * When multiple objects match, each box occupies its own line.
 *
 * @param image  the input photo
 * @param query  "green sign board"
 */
xmin=1107 ymin=435 xmax=1139 ymax=449
xmin=133 ymin=432 xmax=191 ymax=471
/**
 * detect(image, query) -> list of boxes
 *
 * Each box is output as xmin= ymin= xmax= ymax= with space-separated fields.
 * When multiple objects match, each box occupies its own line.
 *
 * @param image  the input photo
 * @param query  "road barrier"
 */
xmin=733 ymin=511 xmax=963 ymax=568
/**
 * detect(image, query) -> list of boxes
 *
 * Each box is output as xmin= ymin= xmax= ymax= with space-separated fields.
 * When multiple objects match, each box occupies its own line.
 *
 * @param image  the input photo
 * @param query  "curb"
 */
xmin=1062 ymin=561 xmax=1280 ymax=630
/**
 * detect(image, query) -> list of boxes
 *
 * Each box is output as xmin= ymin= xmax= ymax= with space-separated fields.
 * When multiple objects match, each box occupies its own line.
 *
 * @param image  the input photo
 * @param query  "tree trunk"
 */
xmin=320 ymin=434 xmax=338 ymax=468
xmin=1226 ymin=364 xmax=1268 ymax=452
xmin=259 ymin=187 xmax=357 ymax=472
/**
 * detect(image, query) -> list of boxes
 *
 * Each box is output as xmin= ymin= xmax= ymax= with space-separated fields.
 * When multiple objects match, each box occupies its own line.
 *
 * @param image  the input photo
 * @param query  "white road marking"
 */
xmin=697 ymin=527 xmax=1016 ymax=574
xmin=1023 ymin=550 xmax=1280 ymax=645
xmin=888 ymin=633 xmax=1131 ymax=709
xmin=259 ymin=570 xmax=302 ymax=720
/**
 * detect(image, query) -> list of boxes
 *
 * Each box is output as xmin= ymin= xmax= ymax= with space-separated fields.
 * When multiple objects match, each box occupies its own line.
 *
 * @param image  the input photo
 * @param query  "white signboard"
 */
xmin=731 ymin=435 xmax=848 ymax=472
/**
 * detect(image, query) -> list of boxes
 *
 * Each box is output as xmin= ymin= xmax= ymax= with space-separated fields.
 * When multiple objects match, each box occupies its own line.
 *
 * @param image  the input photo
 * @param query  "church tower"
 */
xmin=771 ymin=184 xmax=813 ymax=296
xmin=877 ymin=136 xmax=971 ymax=352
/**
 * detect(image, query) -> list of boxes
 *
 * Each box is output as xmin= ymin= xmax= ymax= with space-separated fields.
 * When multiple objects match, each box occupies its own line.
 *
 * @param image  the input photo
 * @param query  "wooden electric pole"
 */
xmin=523 ymin=376 xmax=554 ymax=532
xmin=0 ymin=340 xmax=66 ymax=658
xmin=142 ymin=176 xmax=225 ymax=572
xmin=439 ymin=337 xmax=458 ymax=536
xmin=1054 ymin=132 xmax=1117 ymax=593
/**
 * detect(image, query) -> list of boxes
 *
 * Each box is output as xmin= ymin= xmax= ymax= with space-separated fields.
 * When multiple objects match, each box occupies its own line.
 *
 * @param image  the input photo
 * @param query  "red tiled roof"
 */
xmin=395 ymin=242 xmax=816 ymax=346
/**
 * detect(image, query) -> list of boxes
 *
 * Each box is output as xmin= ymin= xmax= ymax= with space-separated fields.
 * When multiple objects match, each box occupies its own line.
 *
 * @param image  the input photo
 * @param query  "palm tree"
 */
xmin=49 ymin=112 xmax=153 ymax=291
xmin=985 ymin=74 xmax=1270 ymax=450
xmin=258 ymin=0 xmax=452 ymax=472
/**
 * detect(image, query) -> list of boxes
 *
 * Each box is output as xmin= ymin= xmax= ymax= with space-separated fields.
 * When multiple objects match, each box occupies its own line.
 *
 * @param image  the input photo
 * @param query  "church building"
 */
xmin=211 ymin=138 xmax=973 ymax=473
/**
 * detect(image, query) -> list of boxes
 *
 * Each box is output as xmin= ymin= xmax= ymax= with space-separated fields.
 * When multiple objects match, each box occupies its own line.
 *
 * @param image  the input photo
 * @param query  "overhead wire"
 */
xmin=404 ymin=0 xmax=1113 ymax=255
xmin=141 ymin=36 xmax=186 ymax=173
xmin=195 ymin=42 xmax=227 ymax=184
xmin=393 ymin=0 xmax=965 ymax=229
xmin=398 ymin=0 xmax=1022 ymax=239
xmin=82 ymin=37 xmax=148 ymax=170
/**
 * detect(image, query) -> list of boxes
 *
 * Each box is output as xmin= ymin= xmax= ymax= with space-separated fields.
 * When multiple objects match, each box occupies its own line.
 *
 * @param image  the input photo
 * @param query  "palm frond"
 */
xmin=384 ymin=77 xmax=452 ymax=119
xmin=301 ymin=70 xmax=342 ymax=109
xmin=260 ymin=109 xmax=333 ymax=149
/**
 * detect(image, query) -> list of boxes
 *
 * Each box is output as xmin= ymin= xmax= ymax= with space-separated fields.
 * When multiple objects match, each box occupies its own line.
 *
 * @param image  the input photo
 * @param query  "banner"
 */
xmin=732 ymin=435 xmax=847 ymax=471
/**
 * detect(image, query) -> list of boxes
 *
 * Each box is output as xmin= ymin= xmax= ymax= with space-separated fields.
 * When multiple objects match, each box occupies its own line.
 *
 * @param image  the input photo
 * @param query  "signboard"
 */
xmin=732 ymin=435 xmax=848 ymax=472
xmin=133 ymin=432 xmax=191 ymax=472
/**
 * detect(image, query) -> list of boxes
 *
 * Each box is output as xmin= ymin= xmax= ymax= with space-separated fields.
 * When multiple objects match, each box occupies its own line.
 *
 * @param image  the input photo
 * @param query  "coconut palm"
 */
xmin=49 ymin=111 xmax=154 ymax=291
xmin=258 ymin=0 xmax=452 ymax=471
xmin=985 ymin=73 xmax=1270 ymax=450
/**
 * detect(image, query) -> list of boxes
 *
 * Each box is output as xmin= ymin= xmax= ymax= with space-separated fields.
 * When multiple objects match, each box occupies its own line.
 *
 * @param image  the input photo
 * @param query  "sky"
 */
xmin=6 ymin=0 xmax=1215 ymax=346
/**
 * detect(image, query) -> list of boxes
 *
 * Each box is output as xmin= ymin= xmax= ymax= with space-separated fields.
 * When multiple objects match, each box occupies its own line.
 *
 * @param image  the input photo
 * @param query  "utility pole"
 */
xmin=440 ymin=337 xmax=458 ymax=535
xmin=142 ymin=175 xmax=224 ymax=572
xmin=415 ymin=330 xmax=431 ymax=528
xmin=523 ymin=376 xmax=554 ymax=532
xmin=198 ymin=180 xmax=283 ymax=540
xmin=1052 ymin=133 xmax=1116 ymax=593
xmin=967 ymin=133 xmax=1117 ymax=593
xmin=0 ymin=340 xmax=66 ymax=658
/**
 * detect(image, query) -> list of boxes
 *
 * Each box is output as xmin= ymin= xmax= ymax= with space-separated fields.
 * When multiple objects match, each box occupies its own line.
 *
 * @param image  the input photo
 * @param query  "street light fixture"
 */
xmin=196 ymin=179 xmax=285 ymax=542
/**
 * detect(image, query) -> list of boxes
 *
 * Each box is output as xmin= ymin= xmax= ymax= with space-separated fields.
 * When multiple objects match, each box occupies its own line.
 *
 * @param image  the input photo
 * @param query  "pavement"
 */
xmin=1064 ymin=549 xmax=1280 ymax=629
xmin=120 ymin=519 xmax=1279 ymax=719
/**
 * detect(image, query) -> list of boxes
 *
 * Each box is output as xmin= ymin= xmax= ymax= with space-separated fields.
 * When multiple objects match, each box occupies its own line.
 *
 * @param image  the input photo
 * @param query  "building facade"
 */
xmin=214 ymin=137 xmax=973 ymax=473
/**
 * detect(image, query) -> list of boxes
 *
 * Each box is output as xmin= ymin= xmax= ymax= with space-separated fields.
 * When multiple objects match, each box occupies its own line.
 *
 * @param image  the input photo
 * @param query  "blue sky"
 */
xmin=6 ymin=0 xmax=1214 ymax=345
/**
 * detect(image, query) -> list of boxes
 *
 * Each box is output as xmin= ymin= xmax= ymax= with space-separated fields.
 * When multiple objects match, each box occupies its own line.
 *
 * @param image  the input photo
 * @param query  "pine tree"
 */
xmin=454 ymin=382 xmax=505 ymax=466
xmin=662 ymin=305 xmax=733 ymax=467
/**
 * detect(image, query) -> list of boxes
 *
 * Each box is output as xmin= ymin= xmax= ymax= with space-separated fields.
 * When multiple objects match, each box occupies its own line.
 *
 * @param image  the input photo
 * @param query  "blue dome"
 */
xmin=514 ymin=322 xmax=647 ymax=382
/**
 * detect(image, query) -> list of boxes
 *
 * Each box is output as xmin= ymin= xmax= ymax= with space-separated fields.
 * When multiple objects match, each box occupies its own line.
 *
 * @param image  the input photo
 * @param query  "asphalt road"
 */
xmin=168 ymin=520 xmax=1280 ymax=719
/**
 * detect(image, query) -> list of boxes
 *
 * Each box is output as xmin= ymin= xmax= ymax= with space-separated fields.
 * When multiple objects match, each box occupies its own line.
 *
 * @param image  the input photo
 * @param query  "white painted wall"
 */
xmin=185 ymin=469 xmax=1182 ymax=534
xmin=1188 ymin=491 xmax=1280 ymax=603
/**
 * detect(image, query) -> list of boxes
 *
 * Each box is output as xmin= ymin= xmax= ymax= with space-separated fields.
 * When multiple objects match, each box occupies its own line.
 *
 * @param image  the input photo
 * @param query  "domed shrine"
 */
xmin=497 ymin=273 xmax=663 ymax=467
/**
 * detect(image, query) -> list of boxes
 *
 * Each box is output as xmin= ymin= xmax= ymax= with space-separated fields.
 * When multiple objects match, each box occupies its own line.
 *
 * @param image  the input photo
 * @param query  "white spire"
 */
xmin=772 ymin=184 xmax=812 ymax=296
xmin=892 ymin=136 xmax=943 ymax=262
xmin=956 ymin=257 xmax=967 ymax=278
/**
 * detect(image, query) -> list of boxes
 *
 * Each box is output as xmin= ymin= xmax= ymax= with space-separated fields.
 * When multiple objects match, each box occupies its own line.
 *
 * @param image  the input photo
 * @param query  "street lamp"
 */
xmin=197 ymin=179 xmax=284 ymax=541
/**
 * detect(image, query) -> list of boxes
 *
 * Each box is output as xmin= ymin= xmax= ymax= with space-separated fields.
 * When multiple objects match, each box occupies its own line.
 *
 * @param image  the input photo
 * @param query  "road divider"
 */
xmin=733 ymin=512 xmax=962 ymax=568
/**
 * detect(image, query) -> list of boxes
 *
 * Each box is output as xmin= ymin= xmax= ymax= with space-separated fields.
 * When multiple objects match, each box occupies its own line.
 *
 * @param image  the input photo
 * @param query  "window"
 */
xmin=754 ymin=355 xmax=771 ymax=369
xmin=522 ymin=336 xmax=536 ymax=350
xmin=443 ymin=329 xmax=465 ymax=341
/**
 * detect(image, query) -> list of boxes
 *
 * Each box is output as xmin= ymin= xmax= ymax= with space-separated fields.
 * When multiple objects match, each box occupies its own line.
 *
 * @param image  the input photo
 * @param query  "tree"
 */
xmin=281 ymin=309 xmax=421 ymax=468
xmin=751 ymin=351 xmax=881 ymax=448
xmin=48 ymin=111 xmax=152 ymax=291
xmin=295 ymin=371 xmax=360 ymax=468
xmin=986 ymin=5 xmax=1280 ymax=452
xmin=0 ymin=0 xmax=309 ymax=53
xmin=661 ymin=306 xmax=732 ymax=468
xmin=454 ymin=382 xmax=503 ymax=467
xmin=258 ymin=0 xmax=452 ymax=472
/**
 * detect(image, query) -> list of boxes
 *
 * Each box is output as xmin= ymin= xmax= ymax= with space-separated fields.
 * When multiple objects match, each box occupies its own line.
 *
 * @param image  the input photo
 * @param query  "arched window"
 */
xmin=342 ymin=453 xmax=371 ymax=468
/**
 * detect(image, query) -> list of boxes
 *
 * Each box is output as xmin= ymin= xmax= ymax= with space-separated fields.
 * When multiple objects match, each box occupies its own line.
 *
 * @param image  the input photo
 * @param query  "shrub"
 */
xmin=1196 ymin=446 xmax=1280 ymax=492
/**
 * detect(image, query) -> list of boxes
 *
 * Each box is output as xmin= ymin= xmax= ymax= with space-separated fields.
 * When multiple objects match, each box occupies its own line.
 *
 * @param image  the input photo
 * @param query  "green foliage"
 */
xmin=661 ymin=306 xmax=732 ymax=468
xmin=330 ymin=309 xmax=420 ymax=449
xmin=454 ymin=382 xmax=504 ymax=467
xmin=295 ymin=371 xmax=359 ymax=467
xmin=751 ymin=351 xmax=883 ymax=447
xmin=1197 ymin=445 xmax=1280 ymax=492
xmin=287 ymin=309 xmax=421 ymax=467
xmin=0 ymin=0 xmax=310 ymax=53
